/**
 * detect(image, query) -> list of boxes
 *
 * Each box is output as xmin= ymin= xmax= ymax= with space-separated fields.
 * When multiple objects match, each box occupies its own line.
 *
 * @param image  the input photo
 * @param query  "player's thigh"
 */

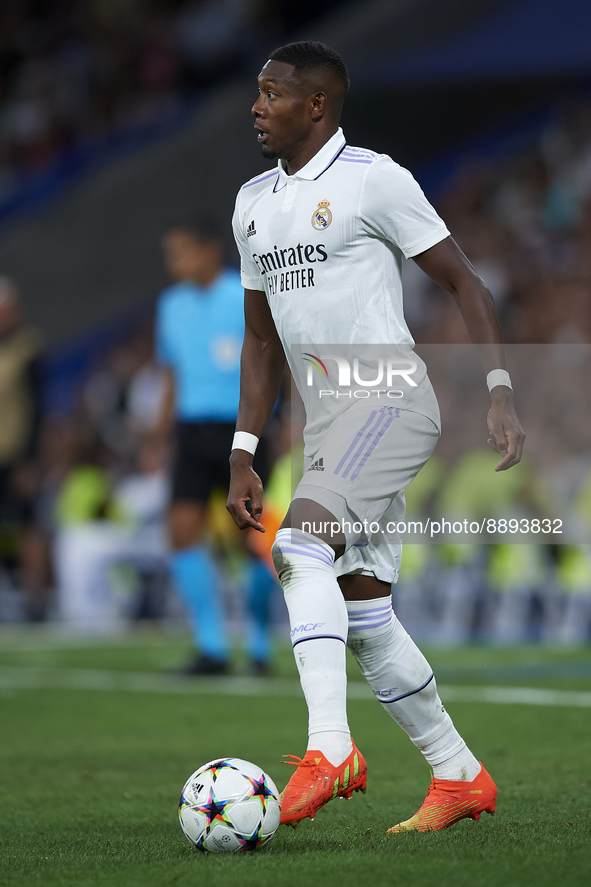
xmin=293 ymin=404 xmax=439 ymax=536
xmin=338 ymin=572 xmax=391 ymax=600
xmin=279 ymin=498 xmax=346 ymax=551
xmin=171 ymin=421 xmax=230 ymax=495
xmin=169 ymin=423 xmax=224 ymax=548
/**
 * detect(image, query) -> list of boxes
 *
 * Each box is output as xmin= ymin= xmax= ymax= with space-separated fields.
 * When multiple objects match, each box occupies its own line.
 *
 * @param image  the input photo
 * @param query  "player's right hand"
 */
xmin=227 ymin=452 xmax=265 ymax=532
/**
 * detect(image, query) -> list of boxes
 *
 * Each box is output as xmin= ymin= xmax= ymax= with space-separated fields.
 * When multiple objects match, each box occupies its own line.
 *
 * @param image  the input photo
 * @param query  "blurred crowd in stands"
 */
xmin=1 ymin=11 xmax=591 ymax=645
xmin=405 ymin=99 xmax=591 ymax=347
xmin=0 ymin=0 xmax=345 ymax=199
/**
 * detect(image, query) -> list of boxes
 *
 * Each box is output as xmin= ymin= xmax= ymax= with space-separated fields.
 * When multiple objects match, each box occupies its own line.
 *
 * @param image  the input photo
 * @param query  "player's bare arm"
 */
xmin=227 ymin=288 xmax=285 ymax=532
xmin=413 ymin=235 xmax=525 ymax=471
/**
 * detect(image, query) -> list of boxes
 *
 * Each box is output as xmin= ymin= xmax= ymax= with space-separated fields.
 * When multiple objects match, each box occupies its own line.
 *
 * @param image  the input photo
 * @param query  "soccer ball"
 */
xmin=178 ymin=758 xmax=281 ymax=853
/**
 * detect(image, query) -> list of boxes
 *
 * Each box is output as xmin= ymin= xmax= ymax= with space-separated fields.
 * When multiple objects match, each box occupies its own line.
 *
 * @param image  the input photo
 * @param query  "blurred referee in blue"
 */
xmin=155 ymin=219 xmax=274 ymax=675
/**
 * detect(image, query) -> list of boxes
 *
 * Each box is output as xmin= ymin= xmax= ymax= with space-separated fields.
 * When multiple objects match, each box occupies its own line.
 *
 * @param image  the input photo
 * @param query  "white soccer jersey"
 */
xmin=232 ymin=127 xmax=449 ymax=454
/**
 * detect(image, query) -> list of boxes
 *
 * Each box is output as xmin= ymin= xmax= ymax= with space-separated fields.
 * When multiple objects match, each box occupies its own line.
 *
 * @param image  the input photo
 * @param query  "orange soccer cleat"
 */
xmin=387 ymin=763 xmax=497 ymax=833
xmin=280 ymin=740 xmax=367 ymax=826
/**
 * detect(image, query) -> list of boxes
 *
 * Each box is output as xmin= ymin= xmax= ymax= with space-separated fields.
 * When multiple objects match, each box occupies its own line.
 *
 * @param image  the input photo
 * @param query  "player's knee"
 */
xmin=271 ymin=531 xmax=291 ymax=583
xmin=168 ymin=506 xmax=204 ymax=550
xmin=271 ymin=527 xmax=338 ymax=585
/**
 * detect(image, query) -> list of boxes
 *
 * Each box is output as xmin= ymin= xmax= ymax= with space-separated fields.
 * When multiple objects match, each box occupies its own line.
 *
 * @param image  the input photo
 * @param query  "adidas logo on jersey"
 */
xmin=246 ymin=220 xmax=256 ymax=237
xmin=308 ymin=457 xmax=324 ymax=472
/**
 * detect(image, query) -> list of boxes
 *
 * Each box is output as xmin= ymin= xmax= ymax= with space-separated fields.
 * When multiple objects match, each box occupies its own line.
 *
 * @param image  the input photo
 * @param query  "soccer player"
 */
xmin=227 ymin=42 xmax=525 ymax=831
xmin=155 ymin=221 xmax=275 ymax=675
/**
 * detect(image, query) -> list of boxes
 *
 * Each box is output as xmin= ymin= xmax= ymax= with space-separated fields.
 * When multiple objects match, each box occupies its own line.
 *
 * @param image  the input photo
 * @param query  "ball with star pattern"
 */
xmin=179 ymin=758 xmax=281 ymax=853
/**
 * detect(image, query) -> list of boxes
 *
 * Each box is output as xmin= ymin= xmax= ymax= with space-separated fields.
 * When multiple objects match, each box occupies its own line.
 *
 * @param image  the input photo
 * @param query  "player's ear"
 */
xmin=310 ymin=91 xmax=327 ymax=121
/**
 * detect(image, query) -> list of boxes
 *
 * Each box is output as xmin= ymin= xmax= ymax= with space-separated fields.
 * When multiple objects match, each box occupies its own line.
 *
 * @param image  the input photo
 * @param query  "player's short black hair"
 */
xmin=268 ymin=41 xmax=349 ymax=102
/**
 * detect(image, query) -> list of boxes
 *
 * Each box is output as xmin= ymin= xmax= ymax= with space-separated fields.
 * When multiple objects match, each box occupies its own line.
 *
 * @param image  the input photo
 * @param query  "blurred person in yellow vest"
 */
xmin=487 ymin=544 xmax=547 ymax=642
xmin=393 ymin=454 xmax=446 ymax=638
xmin=0 ymin=276 xmax=47 ymax=621
xmin=554 ymin=546 xmax=591 ymax=643
xmin=53 ymin=435 xmax=170 ymax=632
xmin=435 ymin=447 xmax=539 ymax=643
xmin=0 ymin=278 xmax=43 ymax=469
xmin=553 ymin=470 xmax=591 ymax=642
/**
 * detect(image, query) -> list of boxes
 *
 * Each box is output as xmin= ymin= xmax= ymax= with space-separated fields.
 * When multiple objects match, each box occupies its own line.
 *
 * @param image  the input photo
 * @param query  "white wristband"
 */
xmin=232 ymin=431 xmax=259 ymax=455
xmin=486 ymin=369 xmax=512 ymax=393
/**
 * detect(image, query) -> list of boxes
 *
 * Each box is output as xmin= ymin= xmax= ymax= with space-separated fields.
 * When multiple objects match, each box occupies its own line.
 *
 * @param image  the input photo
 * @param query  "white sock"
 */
xmin=347 ymin=597 xmax=480 ymax=781
xmin=272 ymin=529 xmax=352 ymax=767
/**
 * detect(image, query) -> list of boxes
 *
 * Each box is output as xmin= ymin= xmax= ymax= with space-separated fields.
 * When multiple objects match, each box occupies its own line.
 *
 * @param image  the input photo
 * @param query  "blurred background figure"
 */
xmin=0 ymin=276 xmax=47 ymax=621
xmin=155 ymin=220 xmax=277 ymax=675
xmin=53 ymin=429 xmax=169 ymax=633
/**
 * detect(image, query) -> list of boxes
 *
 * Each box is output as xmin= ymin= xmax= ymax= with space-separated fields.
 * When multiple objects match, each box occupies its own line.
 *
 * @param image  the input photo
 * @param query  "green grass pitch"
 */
xmin=0 ymin=631 xmax=590 ymax=887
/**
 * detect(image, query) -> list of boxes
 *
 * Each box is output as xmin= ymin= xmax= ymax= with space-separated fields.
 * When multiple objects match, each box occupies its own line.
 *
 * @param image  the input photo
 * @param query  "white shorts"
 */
xmin=292 ymin=402 xmax=439 ymax=583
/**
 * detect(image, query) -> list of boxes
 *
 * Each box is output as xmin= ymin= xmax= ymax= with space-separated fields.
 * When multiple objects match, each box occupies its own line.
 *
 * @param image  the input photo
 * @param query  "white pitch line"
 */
xmin=438 ymin=685 xmax=591 ymax=708
xmin=0 ymin=666 xmax=590 ymax=708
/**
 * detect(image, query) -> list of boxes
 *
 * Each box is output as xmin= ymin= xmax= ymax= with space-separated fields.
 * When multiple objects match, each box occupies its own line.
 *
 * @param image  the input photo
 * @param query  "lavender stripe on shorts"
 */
xmin=341 ymin=410 xmax=390 ymax=480
xmin=334 ymin=410 xmax=379 ymax=475
xmin=349 ymin=410 xmax=397 ymax=482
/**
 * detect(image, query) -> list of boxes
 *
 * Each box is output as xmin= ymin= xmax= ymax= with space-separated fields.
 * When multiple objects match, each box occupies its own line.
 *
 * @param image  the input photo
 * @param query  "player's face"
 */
xmin=252 ymin=60 xmax=314 ymax=161
xmin=162 ymin=230 xmax=221 ymax=284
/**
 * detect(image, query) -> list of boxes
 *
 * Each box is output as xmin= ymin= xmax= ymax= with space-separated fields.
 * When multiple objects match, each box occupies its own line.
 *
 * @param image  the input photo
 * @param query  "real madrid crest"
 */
xmin=312 ymin=199 xmax=332 ymax=230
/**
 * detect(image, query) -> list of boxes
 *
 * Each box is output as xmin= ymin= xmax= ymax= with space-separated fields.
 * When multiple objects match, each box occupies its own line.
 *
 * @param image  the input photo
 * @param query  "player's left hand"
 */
xmin=487 ymin=387 xmax=525 ymax=471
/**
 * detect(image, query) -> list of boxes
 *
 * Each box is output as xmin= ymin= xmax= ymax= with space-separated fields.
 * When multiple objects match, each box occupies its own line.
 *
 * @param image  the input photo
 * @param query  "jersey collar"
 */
xmin=273 ymin=128 xmax=346 ymax=192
